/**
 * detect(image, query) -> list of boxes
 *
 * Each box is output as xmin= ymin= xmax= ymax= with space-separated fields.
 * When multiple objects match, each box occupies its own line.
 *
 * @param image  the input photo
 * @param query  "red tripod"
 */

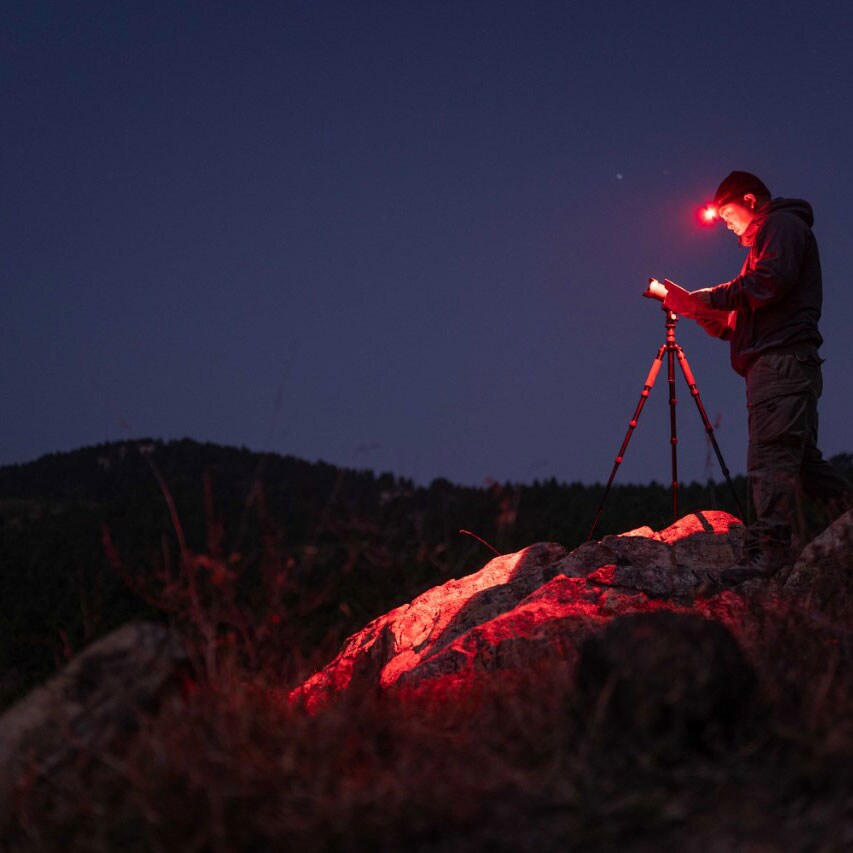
xmin=587 ymin=307 xmax=745 ymax=541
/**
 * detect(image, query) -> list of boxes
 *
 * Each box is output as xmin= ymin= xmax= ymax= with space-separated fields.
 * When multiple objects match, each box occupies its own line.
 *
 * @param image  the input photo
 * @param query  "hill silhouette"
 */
xmin=1 ymin=438 xmax=849 ymax=709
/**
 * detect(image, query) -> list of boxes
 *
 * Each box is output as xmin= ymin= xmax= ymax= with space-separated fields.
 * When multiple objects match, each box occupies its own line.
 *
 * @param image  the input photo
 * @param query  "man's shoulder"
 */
xmin=755 ymin=204 xmax=813 ymax=245
xmin=762 ymin=198 xmax=815 ymax=230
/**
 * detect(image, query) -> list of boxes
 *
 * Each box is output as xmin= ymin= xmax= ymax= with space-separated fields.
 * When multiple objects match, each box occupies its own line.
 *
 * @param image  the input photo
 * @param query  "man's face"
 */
xmin=717 ymin=196 xmax=756 ymax=237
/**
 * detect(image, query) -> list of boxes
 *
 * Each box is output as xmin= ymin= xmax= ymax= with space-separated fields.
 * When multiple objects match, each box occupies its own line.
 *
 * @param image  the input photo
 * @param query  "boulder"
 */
xmin=783 ymin=508 xmax=853 ymax=606
xmin=576 ymin=611 xmax=757 ymax=754
xmin=292 ymin=511 xmax=747 ymax=710
xmin=0 ymin=621 xmax=187 ymax=825
xmin=292 ymin=541 xmax=571 ymax=708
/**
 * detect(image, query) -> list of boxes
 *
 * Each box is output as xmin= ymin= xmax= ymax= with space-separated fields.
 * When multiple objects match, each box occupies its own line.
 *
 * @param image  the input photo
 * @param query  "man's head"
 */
xmin=713 ymin=171 xmax=771 ymax=237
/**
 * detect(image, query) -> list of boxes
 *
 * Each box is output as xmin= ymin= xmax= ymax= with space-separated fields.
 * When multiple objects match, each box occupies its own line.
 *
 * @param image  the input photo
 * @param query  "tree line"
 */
xmin=1 ymin=438 xmax=849 ymax=709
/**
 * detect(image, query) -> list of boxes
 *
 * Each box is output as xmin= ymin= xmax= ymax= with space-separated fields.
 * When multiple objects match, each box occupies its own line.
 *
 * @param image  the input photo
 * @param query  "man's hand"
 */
xmin=644 ymin=279 xmax=720 ymax=319
xmin=661 ymin=279 xmax=696 ymax=316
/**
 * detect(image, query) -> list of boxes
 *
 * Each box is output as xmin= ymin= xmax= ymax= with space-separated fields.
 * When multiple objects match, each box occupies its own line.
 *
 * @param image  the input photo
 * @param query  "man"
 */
xmin=662 ymin=171 xmax=851 ymax=584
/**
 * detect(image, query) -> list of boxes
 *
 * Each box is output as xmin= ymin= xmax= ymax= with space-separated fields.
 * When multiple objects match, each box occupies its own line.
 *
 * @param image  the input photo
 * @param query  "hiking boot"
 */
xmin=718 ymin=549 xmax=790 ymax=588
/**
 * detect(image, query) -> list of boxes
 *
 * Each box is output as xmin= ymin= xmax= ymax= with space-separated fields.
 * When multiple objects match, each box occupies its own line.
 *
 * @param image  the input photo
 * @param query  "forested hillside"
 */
xmin=2 ymin=439 xmax=848 ymax=709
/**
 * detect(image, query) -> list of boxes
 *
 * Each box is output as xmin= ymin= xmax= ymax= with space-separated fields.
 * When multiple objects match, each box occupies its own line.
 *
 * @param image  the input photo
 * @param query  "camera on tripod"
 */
xmin=587 ymin=279 xmax=744 ymax=540
xmin=643 ymin=277 xmax=668 ymax=302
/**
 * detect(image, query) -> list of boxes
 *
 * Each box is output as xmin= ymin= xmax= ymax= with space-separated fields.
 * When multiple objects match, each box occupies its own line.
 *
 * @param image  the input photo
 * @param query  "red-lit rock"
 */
xmin=293 ymin=541 xmax=570 ymax=708
xmin=291 ymin=511 xmax=751 ymax=710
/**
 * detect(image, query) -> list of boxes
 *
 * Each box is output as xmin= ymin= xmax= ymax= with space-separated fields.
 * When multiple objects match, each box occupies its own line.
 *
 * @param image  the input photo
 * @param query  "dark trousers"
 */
xmin=744 ymin=345 xmax=852 ymax=557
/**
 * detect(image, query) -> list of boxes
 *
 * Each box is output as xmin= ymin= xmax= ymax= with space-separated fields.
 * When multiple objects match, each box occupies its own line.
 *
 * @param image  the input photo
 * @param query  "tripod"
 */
xmin=587 ymin=307 xmax=745 ymax=541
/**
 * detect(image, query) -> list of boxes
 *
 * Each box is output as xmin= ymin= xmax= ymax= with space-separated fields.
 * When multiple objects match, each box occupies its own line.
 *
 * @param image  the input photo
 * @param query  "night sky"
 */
xmin=5 ymin=1 xmax=853 ymax=487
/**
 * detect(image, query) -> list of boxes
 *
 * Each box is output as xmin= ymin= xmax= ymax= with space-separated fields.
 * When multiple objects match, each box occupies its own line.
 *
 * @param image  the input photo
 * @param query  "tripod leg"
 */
xmin=588 ymin=345 xmax=666 ymax=541
xmin=667 ymin=339 xmax=679 ymax=523
xmin=675 ymin=346 xmax=746 ymax=520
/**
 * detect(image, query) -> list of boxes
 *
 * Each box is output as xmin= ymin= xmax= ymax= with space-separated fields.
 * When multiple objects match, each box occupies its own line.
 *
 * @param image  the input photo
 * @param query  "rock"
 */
xmin=0 ymin=621 xmax=187 ymax=825
xmin=292 ymin=512 xmax=746 ymax=709
xmin=589 ymin=511 xmax=743 ymax=598
xmin=657 ymin=510 xmax=742 ymax=545
xmin=292 ymin=541 xmax=571 ymax=709
xmin=786 ymin=506 xmax=853 ymax=578
xmin=783 ymin=508 xmax=853 ymax=606
xmin=551 ymin=541 xmax=620 ymax=577
xmin=576 ymin=611 xmax=756 ymax=754
xmin=663 ymin=510 xmax=743 ymax=570
xmin=393 ymin=575 xmax=609 ymax=687
xmin=588 ymin=560 xmax=706 ymax=598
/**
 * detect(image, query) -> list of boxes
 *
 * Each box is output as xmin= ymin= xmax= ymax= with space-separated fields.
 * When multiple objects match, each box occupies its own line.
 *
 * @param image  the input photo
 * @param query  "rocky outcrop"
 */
xmin=292 ymin=511 xmax=749 ymax=710
xmin=576 ymin=611 xmax=757 ymax=753
xmin=0 ymin=621 xmax=187 ymax=825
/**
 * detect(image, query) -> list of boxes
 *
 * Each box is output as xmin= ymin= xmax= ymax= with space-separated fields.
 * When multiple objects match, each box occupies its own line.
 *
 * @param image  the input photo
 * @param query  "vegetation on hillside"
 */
xmin=3 ymin=440 xmax=851 ymax=708
xmin=0 ymin=438 xmax=763 ymax=707
xmin=2 ymin=439 xmax=853 ymax=849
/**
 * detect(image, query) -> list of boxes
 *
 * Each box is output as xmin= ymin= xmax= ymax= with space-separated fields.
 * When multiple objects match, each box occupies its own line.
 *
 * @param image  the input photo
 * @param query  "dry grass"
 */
xmin=6 ymin=498 xmax=853 ymax=851
xmin=8 ymin=603 xmax=853 ymax=851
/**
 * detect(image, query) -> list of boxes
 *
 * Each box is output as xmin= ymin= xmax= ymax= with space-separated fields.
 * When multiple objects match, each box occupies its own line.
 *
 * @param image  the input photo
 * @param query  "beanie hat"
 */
xmin=714 ymin=171 xmax=771 ymax=207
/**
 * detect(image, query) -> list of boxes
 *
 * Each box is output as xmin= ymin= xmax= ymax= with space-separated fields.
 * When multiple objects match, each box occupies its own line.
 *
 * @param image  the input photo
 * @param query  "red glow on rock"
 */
xmin=290 ymin=513 xmax=750 ymax=713
xmin=587 ymin=563 xmax=618 ymax=585
xmin=658 ymin=510 xmax=740 ymax=543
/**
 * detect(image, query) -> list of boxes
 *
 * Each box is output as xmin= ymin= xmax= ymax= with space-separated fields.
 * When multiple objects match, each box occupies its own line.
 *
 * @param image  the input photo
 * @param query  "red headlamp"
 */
xmin=698 ymin=203 xmax=718 ymax=225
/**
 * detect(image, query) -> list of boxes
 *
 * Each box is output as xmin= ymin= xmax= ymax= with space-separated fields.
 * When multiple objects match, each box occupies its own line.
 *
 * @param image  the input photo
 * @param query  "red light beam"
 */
xmin=699 ymin=204 xmax=718 ymax=224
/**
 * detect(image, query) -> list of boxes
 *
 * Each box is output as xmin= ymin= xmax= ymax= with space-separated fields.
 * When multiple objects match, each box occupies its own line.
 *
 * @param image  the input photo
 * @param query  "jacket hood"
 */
xmin=740 ymin=197 xmax=814 ymax=247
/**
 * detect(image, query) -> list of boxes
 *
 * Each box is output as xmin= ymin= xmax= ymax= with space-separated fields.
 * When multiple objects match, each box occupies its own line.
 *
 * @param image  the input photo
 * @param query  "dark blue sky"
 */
xmin=5 ymin=1 xmax=853 ymax=486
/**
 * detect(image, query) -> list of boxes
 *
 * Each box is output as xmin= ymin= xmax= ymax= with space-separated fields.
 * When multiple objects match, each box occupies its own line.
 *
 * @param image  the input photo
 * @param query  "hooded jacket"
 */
xmin=707 ymin=198 xmax=823 ymax=376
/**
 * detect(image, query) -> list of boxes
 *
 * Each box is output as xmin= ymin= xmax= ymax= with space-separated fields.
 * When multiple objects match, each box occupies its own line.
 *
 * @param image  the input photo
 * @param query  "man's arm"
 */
xmin=696 ymin=310 xmax=736 ymax=340
xmin=653 ymin=280 xmax=735 ymax=338
xmin=706 ymin=214 xmax=809 ymax=312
